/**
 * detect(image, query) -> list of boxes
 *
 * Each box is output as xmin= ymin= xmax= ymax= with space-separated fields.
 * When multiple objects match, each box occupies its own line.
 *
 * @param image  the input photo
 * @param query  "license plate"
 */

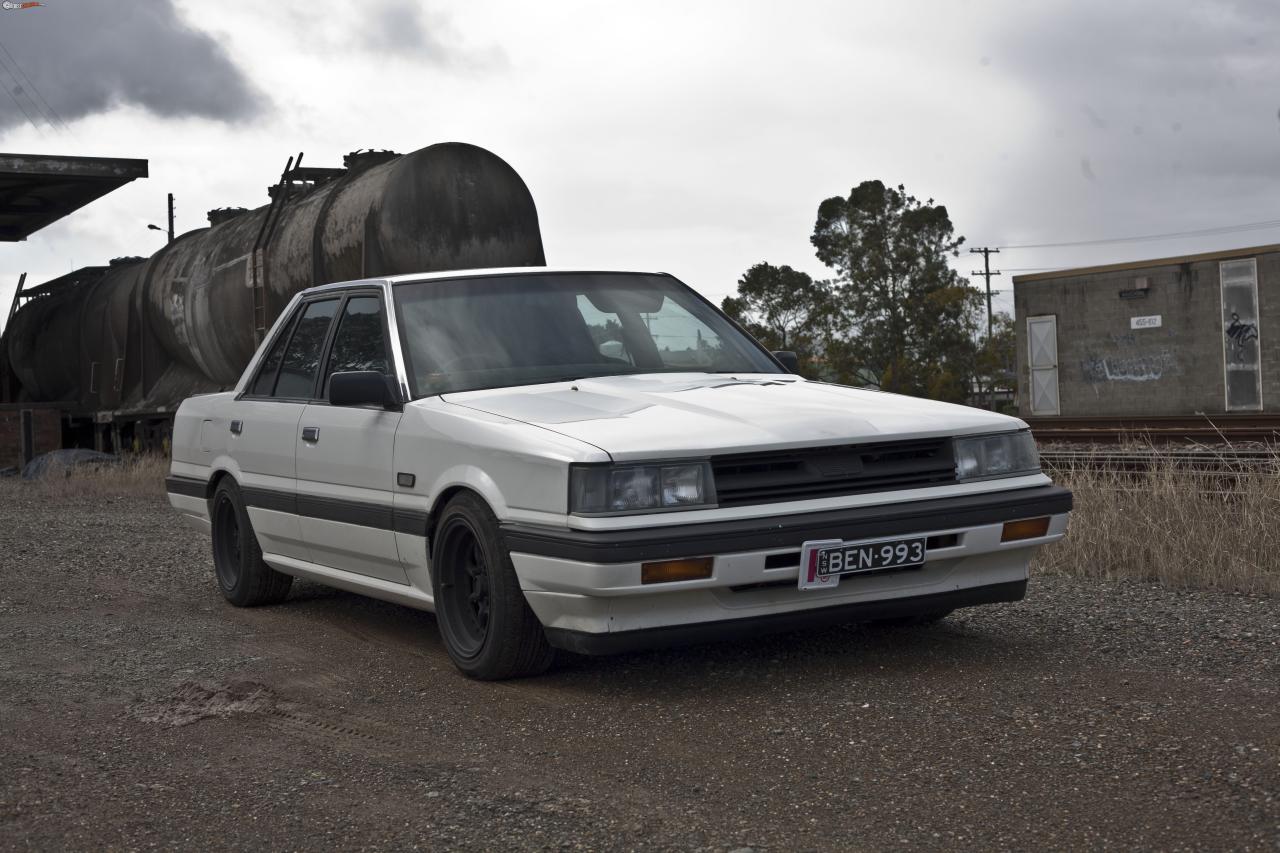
xmin=797 ymin=536 xmax=927 ymax=590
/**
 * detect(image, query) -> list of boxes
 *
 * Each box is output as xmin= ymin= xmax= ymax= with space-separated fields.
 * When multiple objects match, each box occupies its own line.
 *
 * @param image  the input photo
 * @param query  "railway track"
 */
xmin=1038 ymin=445 xmax=1280 ymax=472
xmin=1025 ymin=414 xmax=1280 ymax=445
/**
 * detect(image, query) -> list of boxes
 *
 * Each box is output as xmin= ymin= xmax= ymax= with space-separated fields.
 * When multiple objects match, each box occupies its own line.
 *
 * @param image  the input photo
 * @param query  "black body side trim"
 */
xmin=243 ymin=485 xmax=423 ymax=534
xmin=164 ymin=475 xmax=206 ymax=498
xmin=393 ymin=508 xmax=429 ymax=534
xmin=167 ymin=473 xmax=423 ymax=533
xmin=544 ymin=580 xmax=1028 ymax=655
xmin=295 ymin=493 xmax=392 ymax=529
xmin=503 ymin=485 xmax=1072 ymax=564
xmin=242 ymin=487 xmax=297 ymax=515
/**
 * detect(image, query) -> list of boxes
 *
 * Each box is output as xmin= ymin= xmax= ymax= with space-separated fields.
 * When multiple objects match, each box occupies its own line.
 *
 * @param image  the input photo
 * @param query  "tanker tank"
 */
xmin=3 ymin=142 xmax=546 ymax=432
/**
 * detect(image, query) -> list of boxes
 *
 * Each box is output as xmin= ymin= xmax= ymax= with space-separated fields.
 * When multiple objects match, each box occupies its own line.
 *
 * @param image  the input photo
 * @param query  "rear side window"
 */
xmin=249 ymin=310 xmax=300 ymax=396
xmin=273 ymin=299 xmax=339 ymax=398
xmin=323 ymin=295 xmax=389 ymax=395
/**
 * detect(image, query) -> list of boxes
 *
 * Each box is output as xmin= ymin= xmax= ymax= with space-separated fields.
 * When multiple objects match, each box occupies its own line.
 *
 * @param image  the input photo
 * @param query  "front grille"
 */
xmin=711 ymin=438 xmax=956 ymax=507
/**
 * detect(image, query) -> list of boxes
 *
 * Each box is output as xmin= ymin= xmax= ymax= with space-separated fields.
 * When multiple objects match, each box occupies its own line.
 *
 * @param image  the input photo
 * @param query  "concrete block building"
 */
xmin=1012 ymin=244 xmax=1279 ymax=419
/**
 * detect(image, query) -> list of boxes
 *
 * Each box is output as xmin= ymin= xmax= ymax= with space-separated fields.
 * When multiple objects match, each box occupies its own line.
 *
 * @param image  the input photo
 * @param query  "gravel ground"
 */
xmin=1 ymin=485 xmax=1277 ymax=852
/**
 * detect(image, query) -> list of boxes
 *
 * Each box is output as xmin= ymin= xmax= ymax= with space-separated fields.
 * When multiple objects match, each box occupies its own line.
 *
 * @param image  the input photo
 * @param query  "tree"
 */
xmin=974 ymin=311 xmax=1016 ymax=411
xmin=721 ymin=262 xmax=833 ymax=378
xmin=811 ymin=180 xmax=983 ymax=402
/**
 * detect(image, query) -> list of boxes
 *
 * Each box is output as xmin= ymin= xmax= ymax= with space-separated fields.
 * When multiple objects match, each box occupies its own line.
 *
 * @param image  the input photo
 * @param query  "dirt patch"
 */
xmin=133 ymin=679 xmax=277 ymax=727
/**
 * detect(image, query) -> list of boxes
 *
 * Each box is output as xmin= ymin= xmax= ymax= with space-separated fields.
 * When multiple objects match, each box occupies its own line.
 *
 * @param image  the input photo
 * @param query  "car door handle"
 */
xmin=301 ymin=426 xmax=320 ymax=443
xmin=229 ymin=419 xmax=243 ymax=435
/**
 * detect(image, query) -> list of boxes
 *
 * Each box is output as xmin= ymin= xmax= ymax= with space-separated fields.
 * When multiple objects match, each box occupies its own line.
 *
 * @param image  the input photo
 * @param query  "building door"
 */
xmin=1220 ymin=259 xmax=1262 ymax=412
xmin=1027 ymin=315 xmax=1060 ymax=416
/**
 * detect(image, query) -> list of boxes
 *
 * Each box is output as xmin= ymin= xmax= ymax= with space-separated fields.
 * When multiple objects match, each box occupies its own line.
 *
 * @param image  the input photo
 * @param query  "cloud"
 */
xmin=0 ymin=0 xmax=265 ymax=132
xmin=358 ymin=0 xmax=506 ymax=68
xmin=986 ymin=0 xmax=1280 ymax=254
xmin=362 ymin=0 xmax=448 ymax=57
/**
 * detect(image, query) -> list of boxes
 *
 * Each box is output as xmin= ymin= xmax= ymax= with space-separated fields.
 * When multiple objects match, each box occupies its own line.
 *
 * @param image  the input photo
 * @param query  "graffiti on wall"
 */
xmin=1220 ymin=258 xmax=1262 ymax=411
xmin=1080 ymin=348 xmax=1180 ymax=383
xmin=1225 ymin=312 xmax=1259 ymax=364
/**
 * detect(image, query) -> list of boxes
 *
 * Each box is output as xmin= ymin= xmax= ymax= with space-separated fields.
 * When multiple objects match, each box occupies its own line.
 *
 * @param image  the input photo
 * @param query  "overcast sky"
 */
xmin=2 ymin=0 xmax=1279 ymax=333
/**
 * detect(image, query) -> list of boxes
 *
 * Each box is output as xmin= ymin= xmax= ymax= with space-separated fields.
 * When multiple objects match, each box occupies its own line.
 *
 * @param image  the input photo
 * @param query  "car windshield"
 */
xmin=393 ymin=272 xmax=782 ymax=397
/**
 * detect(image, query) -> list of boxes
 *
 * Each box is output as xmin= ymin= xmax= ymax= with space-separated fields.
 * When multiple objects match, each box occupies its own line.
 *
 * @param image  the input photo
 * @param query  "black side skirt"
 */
xmin=544 ymin=579 xmax=1027 ymax=655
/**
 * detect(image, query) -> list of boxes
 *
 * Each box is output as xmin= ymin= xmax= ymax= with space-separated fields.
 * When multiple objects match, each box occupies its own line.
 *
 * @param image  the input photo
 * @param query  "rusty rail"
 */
xmin=1026 ymin=414 xmax=1280 ymax=445
xmin=1039 ymin=446 xmax=1280 ymax=473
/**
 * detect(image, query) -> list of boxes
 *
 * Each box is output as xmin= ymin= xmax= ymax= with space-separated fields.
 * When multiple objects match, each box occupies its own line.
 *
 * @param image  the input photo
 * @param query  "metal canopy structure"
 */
xmin=0 ymin=153 xmax=148 ymax=241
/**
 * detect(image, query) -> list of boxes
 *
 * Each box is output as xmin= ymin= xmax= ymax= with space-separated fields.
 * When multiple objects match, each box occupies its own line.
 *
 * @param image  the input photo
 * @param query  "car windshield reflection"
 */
xmin=392 ymin=272 xmax=782 ymax=397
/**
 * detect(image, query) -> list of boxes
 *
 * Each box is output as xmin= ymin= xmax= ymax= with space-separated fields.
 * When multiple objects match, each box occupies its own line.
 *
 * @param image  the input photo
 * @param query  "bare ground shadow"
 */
xmin=266 ymin=580 xmax=1047 ymax=698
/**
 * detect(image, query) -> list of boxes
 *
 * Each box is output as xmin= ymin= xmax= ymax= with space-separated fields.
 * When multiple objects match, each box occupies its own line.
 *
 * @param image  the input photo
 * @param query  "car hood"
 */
xmin=440 ymin=373 xmax=1025 ymax=461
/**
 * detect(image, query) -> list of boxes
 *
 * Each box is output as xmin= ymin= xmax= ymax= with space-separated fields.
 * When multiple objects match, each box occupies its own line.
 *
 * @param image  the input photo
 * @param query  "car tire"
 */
xmin=431 ymin=492 xmax=554 ymax=680
xmin=210 ymin=479 xmax=293 ymax=607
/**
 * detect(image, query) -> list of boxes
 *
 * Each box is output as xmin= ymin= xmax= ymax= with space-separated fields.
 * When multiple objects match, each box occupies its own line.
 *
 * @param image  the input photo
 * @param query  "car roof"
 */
xmin=300 ymin=267 xmax=668 ymax=296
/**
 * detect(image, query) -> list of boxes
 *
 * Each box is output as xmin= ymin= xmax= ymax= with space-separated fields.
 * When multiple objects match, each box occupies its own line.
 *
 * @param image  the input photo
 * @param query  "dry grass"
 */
xmin=1037 ymin=449 xmax=1280 ymax=596
xmin=1 ymin=453 xmax=170 ymax=499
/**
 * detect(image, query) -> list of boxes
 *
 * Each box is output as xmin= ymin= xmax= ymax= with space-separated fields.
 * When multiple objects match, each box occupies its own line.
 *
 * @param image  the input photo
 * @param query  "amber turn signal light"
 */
xmin=1001 ymin=517 xmax=1051 ymax=542
xmin=641 ymin=557 xmax=714 ymax=584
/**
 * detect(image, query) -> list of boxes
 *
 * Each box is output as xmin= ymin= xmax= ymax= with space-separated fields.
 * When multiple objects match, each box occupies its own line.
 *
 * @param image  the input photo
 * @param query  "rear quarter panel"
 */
xmin=168 ymin=392 xmax=240 ymax=528
xmin=170 ymin=392 xmax=239 ymax=483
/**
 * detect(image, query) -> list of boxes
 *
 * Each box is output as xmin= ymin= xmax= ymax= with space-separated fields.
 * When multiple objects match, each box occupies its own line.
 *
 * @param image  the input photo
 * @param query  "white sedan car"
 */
xmin=166 ymin=268 xmax=1071 ymax=679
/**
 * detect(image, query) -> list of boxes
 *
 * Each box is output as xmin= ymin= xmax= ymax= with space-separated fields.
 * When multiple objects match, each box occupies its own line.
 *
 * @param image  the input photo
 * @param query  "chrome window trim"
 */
xmin=379 ymin=280 xmax=413 ymax=404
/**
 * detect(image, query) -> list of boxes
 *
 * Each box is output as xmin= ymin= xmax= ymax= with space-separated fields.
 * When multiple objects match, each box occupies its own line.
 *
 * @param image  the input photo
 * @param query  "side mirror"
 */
xmin=329 ymin=371 xmax=400 ymax=408
xmin=773 ymin=351 xmax=799 ymax=374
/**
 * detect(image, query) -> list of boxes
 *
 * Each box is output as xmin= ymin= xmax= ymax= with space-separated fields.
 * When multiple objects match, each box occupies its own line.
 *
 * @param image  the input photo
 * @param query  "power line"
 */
xmin=0 ymin=41 xmax=64 ymax=135
xmin=1000 ymin=218 xmax=1280 ymax=250
xmin=0 ymin=59 xmax=43 ymax=138
xmin=0 ymin=51 xmax=52 ymax=135
xmin=0 ymin=37 xmax=68 ymax=133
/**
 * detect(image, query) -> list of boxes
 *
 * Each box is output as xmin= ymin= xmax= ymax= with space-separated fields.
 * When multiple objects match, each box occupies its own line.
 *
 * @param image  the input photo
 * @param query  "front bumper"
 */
xmin=502 ymin=485 xmax=1072 ymax=653
xmin=543 ymin=581 xmax=1029 ymax=655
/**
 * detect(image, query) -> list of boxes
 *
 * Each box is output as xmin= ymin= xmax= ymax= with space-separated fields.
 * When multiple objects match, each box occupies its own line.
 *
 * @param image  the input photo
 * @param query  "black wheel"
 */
xmin=431 ymin=492 xmax=554 ymax=680
xmin=869 ymin=609 xmax=953 ymax=628
xmin=210 ymin=479 xmax=293 ymax=607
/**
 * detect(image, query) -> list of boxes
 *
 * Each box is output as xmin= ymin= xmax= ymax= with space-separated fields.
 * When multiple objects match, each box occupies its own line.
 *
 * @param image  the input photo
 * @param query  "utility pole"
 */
xmin=969 ymin=247 xmax=1001 ymax=341
xmin=970 ymin=247 xmax=1002 ymax=411
xmin=148 ymin=194 xmax=176 ymax=243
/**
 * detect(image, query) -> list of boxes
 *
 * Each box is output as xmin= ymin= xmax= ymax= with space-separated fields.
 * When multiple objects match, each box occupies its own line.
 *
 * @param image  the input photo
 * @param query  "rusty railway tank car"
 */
xmin=2 ymin=142 xmax=546 ymax=451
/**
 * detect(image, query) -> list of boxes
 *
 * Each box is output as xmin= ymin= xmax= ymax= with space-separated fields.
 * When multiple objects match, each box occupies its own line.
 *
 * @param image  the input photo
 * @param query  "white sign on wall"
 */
xmin=1130 ymin=315 xmax=1162 ymax=330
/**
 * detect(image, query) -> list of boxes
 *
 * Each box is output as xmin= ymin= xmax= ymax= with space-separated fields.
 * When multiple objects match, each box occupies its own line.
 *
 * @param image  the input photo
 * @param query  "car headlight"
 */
xmin=570 ymin=462 xmax=717 ymax=514
xmin=954 ymin=430 xmax=1040 ymax=481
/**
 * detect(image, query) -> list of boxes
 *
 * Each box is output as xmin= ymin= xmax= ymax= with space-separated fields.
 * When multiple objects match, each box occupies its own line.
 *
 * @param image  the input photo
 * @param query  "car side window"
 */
xmin=322 ymin=295 xmax=390 ymax=395
xmin=249 ymin=310 xmax=300 ymax=396
xmin=273 ymin=299 xmax=339 ymax=399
